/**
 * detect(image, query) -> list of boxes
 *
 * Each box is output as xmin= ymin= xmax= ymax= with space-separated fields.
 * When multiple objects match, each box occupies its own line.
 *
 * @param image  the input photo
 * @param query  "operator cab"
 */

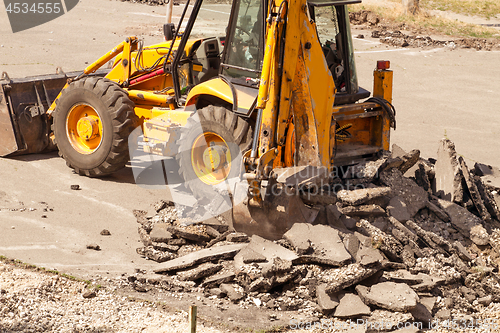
xmin=307 ymin=0 xmax=370 ymax=104
xmin=170 ymin=0 xmax=369 ymax=107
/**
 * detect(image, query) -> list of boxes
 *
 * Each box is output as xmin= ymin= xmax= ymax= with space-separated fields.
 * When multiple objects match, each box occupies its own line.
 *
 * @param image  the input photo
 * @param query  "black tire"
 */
xmin=52 ymin=77 xmax=140 ymax=177
xmin=176 ymin=105 xmax=253 ymax=199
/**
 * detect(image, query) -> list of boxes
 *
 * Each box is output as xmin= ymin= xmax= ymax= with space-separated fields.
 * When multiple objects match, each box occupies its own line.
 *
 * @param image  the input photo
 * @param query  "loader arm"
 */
xmin=250 ymin=0 xmax=393 ymax=177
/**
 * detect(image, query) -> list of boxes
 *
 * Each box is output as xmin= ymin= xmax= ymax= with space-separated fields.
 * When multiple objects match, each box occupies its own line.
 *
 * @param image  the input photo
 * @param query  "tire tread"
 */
xmin=52 ymin=77 xmax=140 ymax=177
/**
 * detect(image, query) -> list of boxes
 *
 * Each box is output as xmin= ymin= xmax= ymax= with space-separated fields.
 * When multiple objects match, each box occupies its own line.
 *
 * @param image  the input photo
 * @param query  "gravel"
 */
xmin=0 ymin=261 xmax=226 ymax=333
xmin=2 ymin=259 xmax=500 ymax=332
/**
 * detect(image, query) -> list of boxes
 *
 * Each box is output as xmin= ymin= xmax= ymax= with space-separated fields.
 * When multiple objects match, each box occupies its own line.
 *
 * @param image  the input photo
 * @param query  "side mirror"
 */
xmin=163 ymin=23 xmax=176 ymax=41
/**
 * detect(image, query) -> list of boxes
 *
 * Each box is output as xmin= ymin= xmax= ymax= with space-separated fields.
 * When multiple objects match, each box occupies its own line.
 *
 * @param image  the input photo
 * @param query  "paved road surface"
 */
xmin=353 ymin=27 xmax=500 ymax=168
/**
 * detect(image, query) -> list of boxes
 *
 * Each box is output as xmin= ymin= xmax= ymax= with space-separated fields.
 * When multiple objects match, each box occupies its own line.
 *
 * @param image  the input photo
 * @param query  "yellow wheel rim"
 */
xmin=191 ymin=132 xmax=232 ymax=186
xmin=66 ymin=103 xmax=103 ymax=154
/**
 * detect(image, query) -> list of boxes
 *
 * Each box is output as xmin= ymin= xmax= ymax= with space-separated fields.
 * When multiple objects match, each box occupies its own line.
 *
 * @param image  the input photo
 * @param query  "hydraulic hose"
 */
xmin=366 ymin=96 xmax=396 ymax=130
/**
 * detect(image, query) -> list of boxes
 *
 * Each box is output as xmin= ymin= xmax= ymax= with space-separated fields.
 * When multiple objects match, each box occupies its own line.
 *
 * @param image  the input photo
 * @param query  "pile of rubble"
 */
xmin=350 ymin=10 xmax=500 ymax=51
xmin=370 ymin=29 xmax=500 ymax=51
xmin=133 ymin=139 xmax=500 ymax=329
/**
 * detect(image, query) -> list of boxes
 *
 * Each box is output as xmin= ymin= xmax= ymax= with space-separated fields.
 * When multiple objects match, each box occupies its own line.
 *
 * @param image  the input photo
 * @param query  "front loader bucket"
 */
xmin=0 ymin=69 xmax=108 ymax=156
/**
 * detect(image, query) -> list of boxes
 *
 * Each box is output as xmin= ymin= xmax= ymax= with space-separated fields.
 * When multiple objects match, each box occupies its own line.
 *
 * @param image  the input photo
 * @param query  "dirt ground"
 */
xmin=1 ymin=0 xmax=500 ymax=331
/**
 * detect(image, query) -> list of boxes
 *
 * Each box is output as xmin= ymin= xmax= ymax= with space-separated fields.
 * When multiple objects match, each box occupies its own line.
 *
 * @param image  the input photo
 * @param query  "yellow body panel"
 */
xmin=299 ymin=19 xmax=335 ymax=167
xmin=142 ymin=109 xmax=193 ymax=155
xmin=373 ymin=69 xmax=394 ymax=150
xmin=257 ymin=0 xmax=335 ymax=167
xmin=258 ymin=15 xmax=281 ymax=156
xmin=185 ymin=78 xmax=256 ymax=112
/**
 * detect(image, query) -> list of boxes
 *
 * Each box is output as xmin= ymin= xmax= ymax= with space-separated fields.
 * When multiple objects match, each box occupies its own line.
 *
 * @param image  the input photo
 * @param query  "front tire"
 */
xmin=53 ymin=77 xmax=139 ymax=177
xmin=176 ymin=105 xmax=252 ymax=199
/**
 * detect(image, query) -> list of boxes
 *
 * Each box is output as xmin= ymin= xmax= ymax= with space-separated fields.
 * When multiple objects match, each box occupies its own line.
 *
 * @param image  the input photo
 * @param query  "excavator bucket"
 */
xmin=232 ymin=192 xmax=320 ymax=240
xmin=232 ymin=166 xmax=327 ymax=240
xmin=0 ymin=70 xmax=107 ymax=157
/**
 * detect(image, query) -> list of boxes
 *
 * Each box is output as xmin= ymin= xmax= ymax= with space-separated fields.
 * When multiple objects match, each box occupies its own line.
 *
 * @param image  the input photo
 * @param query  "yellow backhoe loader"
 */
xmin=0 ymin=0 xmax=395 ymax=238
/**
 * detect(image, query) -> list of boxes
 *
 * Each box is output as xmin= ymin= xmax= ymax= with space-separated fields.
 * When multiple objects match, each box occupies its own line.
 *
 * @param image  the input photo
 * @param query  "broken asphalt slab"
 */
xmin=379 ymin=168 xmax=428 ymax=217
xmin=283 ymin=223 xmax=352 ymax=266
xmin=333 ymin=293 xmax=371 ymax=318
xmin=437 ymin=198 xmax=486 ymax=242
xmin=336 ymin=187 xmax=391 ymax=206
xmin=154 ymin=243 xmax=246 ymax=273
xmin=356 ymin=281 xmax=419 ymax=312
xmin=233 ymin=234 xmax=298 ymax=270
xmin=434 ymin=139 xmax=464 ymax=202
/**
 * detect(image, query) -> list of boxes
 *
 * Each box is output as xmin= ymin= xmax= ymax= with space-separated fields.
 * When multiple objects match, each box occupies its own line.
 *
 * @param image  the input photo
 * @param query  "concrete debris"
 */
xmin=356 ymin=246 xmax=384 ymax=266
xmin=356 ymin=282 xmax=419 ymax=311
xmin=235 ymin=246 xmax=267 ymax=264
xmin=316 ymin=284 xmax=339 ymax=313
xmin=438 ymin=199 xmax=484 ymax=241
xmin=137 ymin=246 xmax=175 ymax=263
xmin=426 ymin=198 xmax=450 ymax=222
xmin=201 ymin=271 xmax=236 ymax=288
xmin=459 ymin=157 xmax=492 ymax=222
xmin=236 ymin=235 xmax=299 ymax=269
xmin=343 ymin=157 xmax=388 ymax=182
xmin=86 ymin=243 xmax=101 ymax=251
xmin=138 ymin=227 xmax=152 ymax=247
xmin=220 ymin=283 xmax=245 ymax=303
xmin=226 ymin=232 xmax=249 ymax=243
xmin=154 ymin=243 xmax=246 ymax=273
xmin=380 ymin=168 xmax=428 ymax=217
xmin=284 ymin=223 xmax=351 ymax=266
xmin=387 ymin=196 xmax=411 ymax=222
xmin=414 ymin=161 xmax=433 ymax=192
xmin=324 ymin=263 xmax=383 ymax=294
xmin=300 ymin=191 xmax=337 ymax=206
xmin=474 ymin=175 xmax=500 ymax=221
xmin=167 ymin=225 xmax=212 ymax=243
xmin=391 ymin=145 xmax=420 ymax=175
xmin=206 ymin=230 xmax=232 ymax=248
xmin=133 ymin=139 xmax=500 ymax=324
xmin=357 ymin=219 xmax=404 ymax=262
xmin=273 ymin=165 xmax=329 ymax=188
xmin=434 ymin=139 xmax=464 ymax=202
xmin=149 ymin=223 xmax=172 ymax=242
xmin=371 ymin=312 xmax=416 ymax=332
xmin=337 ymin=187 xmax=391 ymax=206
xmin=410 ymin=302 xmax=433 ymax=324
xmin=177 ymin=263 xmax=223 ymax=281
xmin=469 ymin=224 xmax=490 ymax=246
xmin=340 ymin=204 xmax=386 ymax=217
xmin=100 ymin=229 xmax=111 ymax=236
xmin=334 ymin=293 xmax=371 ymax=318
xmin=153 ymin=199 xmax=173 ymax=213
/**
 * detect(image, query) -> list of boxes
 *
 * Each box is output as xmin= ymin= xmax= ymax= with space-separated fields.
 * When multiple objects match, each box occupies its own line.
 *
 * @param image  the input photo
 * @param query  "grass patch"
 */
xmin=421 ymin=0 xmax=500 ymax=20
xmin=0 ymin=255 xmax=93 ymax=287
xmin=349 ymin=3 xmax=500 ymax=39
xmin=383 ymin=0 xmax=500 ymax=19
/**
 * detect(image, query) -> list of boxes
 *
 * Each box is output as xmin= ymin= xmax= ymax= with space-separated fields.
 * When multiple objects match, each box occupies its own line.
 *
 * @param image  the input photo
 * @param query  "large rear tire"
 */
xmin=176 ymin=105 xmax=252 ymax=199
xmin=53 ymin=77 xmax=140 ymax=177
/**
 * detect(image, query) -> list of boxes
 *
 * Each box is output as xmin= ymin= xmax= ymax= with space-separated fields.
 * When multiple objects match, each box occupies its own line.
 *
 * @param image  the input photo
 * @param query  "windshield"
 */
xmin=222 ymin=0 xmax=264 ymax=79
xmin=188 ymin=0 xmax=231 ymax=39
xmin=173 ymin=0 xmax=232 ymax=100
xmin=312 ymin=5 xmax=358 ymax=94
